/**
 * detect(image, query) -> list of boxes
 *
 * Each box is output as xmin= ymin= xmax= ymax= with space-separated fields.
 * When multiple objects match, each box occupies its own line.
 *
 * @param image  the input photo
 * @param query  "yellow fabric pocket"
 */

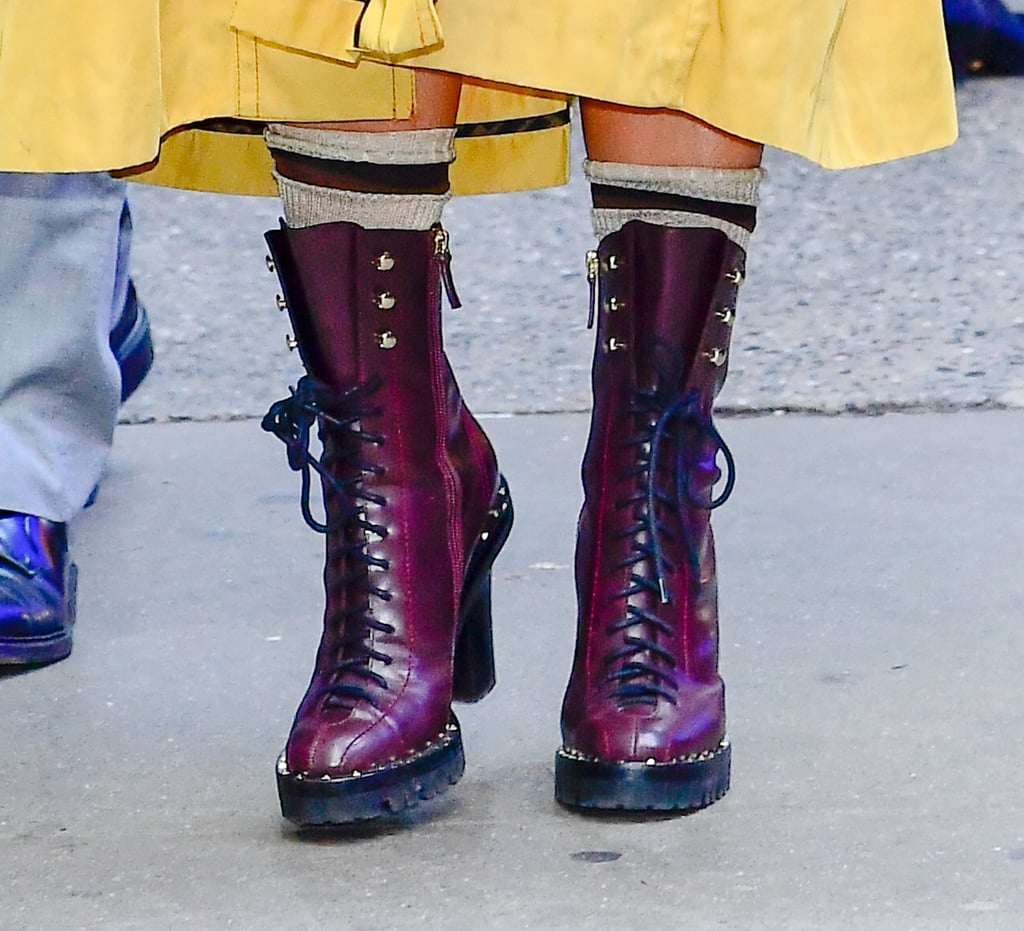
xmin=229 ymin=0 xmax=366 ymax=63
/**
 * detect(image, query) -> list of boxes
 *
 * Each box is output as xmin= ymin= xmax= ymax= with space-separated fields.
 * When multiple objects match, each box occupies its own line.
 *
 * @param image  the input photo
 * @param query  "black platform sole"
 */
xmin=277 ymin=716 xmax=465 ymax=825
xmin=554 ymin=739 xmax=731 ymax=812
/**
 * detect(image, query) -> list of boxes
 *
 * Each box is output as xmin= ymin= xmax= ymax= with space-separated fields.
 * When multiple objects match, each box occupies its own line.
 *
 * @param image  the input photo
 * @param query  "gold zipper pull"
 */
xmin=433 ymin=224 xmax=449 ymax=256
xmin=433 ymin=225 xmax=462 ymax=309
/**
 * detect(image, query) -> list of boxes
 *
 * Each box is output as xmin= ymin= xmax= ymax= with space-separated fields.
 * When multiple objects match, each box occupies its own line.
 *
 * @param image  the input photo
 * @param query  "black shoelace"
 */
xmin=262 ymin=375 xmax=396 ymax=708
xmin=605 ymin=385 xmax=735 ymax=707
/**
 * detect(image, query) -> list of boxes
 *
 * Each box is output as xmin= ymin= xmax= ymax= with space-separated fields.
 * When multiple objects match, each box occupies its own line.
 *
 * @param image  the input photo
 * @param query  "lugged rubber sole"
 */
xmin=277 ymin=716 xmax=466 ymax=826
xmin=554 ymin=738 xmax=731 ymax=812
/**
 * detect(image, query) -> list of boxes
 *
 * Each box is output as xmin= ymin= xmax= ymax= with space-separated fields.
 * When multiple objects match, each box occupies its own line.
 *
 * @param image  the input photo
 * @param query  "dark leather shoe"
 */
xmin=0 ymin=513 xmax=77 ymax=666
xmin=111 ymin=280 xmax=155 ymax=403
xmin=944 ymin=0 xmax=1024 ymax=77
xmin=85 ymin=280 xmax=155 ymax=508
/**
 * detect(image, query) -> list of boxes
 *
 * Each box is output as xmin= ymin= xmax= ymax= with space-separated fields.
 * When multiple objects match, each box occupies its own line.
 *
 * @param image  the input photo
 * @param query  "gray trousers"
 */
xmin=0 ymin=172 xmax=125 ymax=522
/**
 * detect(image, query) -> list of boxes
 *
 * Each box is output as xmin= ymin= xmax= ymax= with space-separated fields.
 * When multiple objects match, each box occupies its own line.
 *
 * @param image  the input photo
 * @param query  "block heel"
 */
xmin=452 ymin=476 xmax=514 ymax=703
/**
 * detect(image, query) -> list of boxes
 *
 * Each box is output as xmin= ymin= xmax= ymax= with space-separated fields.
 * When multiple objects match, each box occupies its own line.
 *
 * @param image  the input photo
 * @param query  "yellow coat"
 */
xmin=0 ymin=0 xmax=956 ymax=194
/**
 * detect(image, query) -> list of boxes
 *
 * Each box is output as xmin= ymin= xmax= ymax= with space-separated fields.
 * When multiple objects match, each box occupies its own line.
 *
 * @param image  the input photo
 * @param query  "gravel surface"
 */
xmin=121 ymin=77 xmax=1024 ymax=422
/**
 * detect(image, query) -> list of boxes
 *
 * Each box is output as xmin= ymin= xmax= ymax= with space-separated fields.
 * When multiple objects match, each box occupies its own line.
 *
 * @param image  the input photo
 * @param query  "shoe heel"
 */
xmin=452 ymin=476 xmax=513 ymax=703
xmin=452 ymin=573 xmax=497 ymax=702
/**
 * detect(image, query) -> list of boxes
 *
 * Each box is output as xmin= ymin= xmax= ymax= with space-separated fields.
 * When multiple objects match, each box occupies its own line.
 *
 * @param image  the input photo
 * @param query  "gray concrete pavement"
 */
xmin=4 ymin=410 xmax=1024 ymax=929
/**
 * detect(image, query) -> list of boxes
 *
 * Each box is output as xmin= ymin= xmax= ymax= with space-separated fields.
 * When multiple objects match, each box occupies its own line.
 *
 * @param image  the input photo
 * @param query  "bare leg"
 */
xmin=581 ymin=99 xmax=762 ymax=168
xmin=269 ymin=69 xmax=462 ymax=228
xmin=291 ymin=70 xmax=461 ymax=132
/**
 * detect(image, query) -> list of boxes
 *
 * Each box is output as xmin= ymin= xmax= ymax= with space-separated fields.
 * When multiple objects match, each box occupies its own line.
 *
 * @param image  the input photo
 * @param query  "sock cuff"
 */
xmin=266 ymin=124 xmax=457 ymax=165
xmin=275 ymin=172 xmax=450 ymax=230
xmin=584 ymin=160 xmax=765 ymax=206
xmin=591 ymin=208 xmax=753 ymax=250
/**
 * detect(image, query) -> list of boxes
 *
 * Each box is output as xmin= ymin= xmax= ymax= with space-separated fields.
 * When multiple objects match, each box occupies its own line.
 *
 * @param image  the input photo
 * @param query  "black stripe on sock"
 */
xmin=590 ymin=183 xmax=757 ymax=232
xmin=270 ymin=149 xmax=451 ymax=195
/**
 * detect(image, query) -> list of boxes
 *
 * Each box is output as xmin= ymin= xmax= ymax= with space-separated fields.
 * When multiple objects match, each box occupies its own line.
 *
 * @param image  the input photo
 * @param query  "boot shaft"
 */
xmin=267 ymin=221 xmax=443 ymax=396
xmin=267 ymin=220 xmax=498 ymax=529
xmin=586 ymin=220 xmax=744 ymax=417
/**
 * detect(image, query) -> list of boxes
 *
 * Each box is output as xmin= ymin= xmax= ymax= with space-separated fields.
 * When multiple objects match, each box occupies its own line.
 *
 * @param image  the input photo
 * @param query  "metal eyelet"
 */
xmin=606 ymin=337 xmax=627 ymax=352
xmin=285 ymin=334 xmax=298 ymax=351
xmin=377 ymin=330 xmax=398 ymax=350
xmin=607 ymin=296 xmax=625 ymax=313
xmin=704 ymin=348 xmax=728 ymax=367
xmin=265 ymin=255 xmax=276 ymax=273
xmin=725 ymin=268 xmax=743 ymax=285
xmin=375 ymin=252 xmax=396 ymax=272
xmin=715 ymin=306 xmax=735 ymax=325
xmin=375 ymin=292 xmax=396 ymax=310
xmin=607 ymin=254 xmax=623 ymax=271
xmin=275 ymin=294 xmax=288 ymax=311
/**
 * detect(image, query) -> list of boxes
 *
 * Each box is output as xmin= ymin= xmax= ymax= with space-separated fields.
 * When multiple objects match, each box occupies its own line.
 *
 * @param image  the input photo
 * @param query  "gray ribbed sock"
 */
xmin=266 ymin=125 xmax=456 ymax=230
xmin=584 ymin=160 xmax=765 ymax=248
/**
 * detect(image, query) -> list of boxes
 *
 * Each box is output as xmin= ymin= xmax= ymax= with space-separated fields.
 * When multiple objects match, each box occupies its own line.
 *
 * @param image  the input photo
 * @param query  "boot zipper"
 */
xmin=433 ymin=225 xmax=462 ymax=309
xmin=426 ymin=227 xmax=466 ymax=592
xmin=586 ymin=249 xmax=599 ymax=329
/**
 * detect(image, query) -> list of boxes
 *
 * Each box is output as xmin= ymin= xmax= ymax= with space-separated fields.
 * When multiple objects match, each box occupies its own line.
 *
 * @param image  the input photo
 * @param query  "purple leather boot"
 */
xmin=261 ymin=220 xmax=512 ymax=825
xmin=556 ymin=220 xmax=744 ymax=812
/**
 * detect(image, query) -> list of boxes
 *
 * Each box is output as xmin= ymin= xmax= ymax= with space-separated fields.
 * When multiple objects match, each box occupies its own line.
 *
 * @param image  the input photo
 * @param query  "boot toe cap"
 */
xmin=285 ymin=705 xmax=450 ymax=777
xmin=563 ymin=690 xmax=725 ymax=764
